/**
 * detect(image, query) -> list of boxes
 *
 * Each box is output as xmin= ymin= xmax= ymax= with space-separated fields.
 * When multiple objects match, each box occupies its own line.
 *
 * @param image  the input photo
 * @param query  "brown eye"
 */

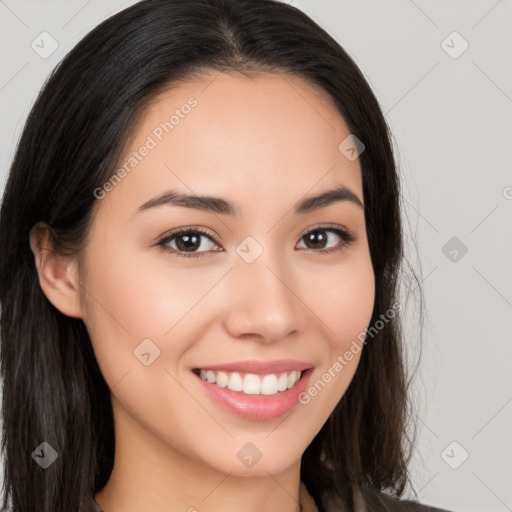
xmin=302 ymin=230 xmax=329 ymax=249
xmin=297 ymin=227 xmax=356 ymax=254
xmin=173 ymin=232 xmax=204 ymax=252
xmin=158 ymin=229 xmax=220 ymax=258
xmin=157 ymin=225 xmax=356 ymax=259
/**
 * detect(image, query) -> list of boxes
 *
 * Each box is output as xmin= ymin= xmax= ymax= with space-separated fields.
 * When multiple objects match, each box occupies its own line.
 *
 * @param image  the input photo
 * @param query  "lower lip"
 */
xmin=192 ymin=368 xmax=314 ymax=421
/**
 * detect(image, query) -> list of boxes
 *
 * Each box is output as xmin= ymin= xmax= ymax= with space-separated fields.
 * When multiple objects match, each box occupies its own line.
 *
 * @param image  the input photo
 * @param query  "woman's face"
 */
xmin=80 ymin=71 xmax=375 ymax=476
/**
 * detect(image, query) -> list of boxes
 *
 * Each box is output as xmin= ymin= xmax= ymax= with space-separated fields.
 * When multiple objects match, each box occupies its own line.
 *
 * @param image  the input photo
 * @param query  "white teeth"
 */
xmin=228 ymin=372 xmax=243 ymax=392
xmin=216 ymin=371 xmax=229 ymax=388
xmin=261 ymin=374 xmax=279 ymax=395
xmin=277 ymin=373 xmax=288 ymax=392
xmin=197 ymin=369 xmax=303 ymax=395
xmin=243 ymin=374 xmax=260 ymax=395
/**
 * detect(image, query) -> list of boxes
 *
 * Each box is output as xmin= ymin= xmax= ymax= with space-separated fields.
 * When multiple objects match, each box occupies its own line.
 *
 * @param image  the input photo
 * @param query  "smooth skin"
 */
xmin=30 ymin=72 xmax=375 ymax=512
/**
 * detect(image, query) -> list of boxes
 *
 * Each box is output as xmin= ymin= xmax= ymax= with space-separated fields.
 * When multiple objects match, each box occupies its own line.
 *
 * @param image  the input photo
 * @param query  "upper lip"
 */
xmin=193 ymin=359 xmax=314 ymax=375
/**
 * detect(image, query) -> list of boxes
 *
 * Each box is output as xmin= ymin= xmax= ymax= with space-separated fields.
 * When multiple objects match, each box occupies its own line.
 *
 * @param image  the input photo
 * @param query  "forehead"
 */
xmin=101 ymin=71 xmax=363 ymax=216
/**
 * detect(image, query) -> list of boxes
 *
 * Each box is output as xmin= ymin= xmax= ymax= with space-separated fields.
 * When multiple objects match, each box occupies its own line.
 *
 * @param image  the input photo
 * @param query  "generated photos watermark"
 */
xmin=298 ymin=301 xmax=401 ymax=404
xmin=93 ymin=96 xmax=198 ymax=200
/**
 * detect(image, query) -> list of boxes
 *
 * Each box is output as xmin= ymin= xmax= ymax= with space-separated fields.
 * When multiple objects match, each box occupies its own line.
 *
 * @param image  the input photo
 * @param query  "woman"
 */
xmin=0 ymin=1 xmax=452 ymax=511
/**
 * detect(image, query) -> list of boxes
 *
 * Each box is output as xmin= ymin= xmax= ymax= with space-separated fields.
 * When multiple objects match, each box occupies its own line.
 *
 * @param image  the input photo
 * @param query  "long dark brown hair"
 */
xmin=0 ymin=1 xmax=420 ymax=510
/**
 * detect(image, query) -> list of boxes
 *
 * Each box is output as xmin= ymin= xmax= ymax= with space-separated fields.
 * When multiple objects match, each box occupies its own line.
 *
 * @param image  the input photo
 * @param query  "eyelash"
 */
xmin=155 ymin=224 xmax=357 ymax=259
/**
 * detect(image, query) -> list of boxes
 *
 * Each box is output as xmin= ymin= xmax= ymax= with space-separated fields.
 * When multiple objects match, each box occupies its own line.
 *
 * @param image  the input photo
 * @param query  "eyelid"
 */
xmin=297 ymin=223 xmax=357 ymax=255
xmin=157 ymin=225 xmax=218 ymax=243
xmin=155 ymin=223 xmax=357 ymax=258
xmin=154 ymin=225 xmax=220 ymax=259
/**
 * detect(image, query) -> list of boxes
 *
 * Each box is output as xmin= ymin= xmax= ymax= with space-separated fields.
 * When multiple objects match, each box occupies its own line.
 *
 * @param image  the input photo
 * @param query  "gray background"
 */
xmin=1 ymin=1 xmax=511 ymax=511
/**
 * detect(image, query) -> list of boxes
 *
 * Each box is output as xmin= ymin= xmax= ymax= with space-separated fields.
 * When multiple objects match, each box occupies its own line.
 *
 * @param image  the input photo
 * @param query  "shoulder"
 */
xmin=320 ymin=484 xmax=453 ymax=512
xmin=357 ymin=485 xmax=453 ymax=512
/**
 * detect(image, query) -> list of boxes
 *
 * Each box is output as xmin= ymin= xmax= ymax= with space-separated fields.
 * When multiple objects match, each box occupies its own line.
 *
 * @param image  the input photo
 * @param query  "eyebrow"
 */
xmin=135 ymin=185 xmax=363 ymax=217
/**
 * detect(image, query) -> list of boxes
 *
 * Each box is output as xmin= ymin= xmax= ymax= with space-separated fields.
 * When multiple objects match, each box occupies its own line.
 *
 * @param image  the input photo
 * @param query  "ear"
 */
xmin=29 ymin=222 xmax=83 ymax=318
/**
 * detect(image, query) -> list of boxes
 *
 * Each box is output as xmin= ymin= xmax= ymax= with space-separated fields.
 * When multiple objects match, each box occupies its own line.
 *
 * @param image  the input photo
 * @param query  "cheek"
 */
xmin=307 ymin=253 xmax=375 ymax=351
xmin=297 ymin=252 xmax=375 ymax=412
xmin=80 ymin=235 xmax=224 ymax=384
xmin=82 ymin=237 xmax=208 ymax=337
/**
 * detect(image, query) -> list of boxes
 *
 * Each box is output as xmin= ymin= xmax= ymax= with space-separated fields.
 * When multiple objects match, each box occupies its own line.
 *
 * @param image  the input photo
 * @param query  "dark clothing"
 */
xmin=91 ymin=481 xmax=453 ymax=512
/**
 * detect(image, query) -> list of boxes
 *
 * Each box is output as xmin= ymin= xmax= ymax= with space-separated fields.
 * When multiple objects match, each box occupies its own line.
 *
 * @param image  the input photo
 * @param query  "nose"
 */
xmin=221 ymin=247 xmax=304 ymax=344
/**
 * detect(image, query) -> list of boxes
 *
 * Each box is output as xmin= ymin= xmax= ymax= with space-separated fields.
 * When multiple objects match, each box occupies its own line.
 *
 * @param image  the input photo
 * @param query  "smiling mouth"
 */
xmin=191 ymin=368 xmax=305 ymax=396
